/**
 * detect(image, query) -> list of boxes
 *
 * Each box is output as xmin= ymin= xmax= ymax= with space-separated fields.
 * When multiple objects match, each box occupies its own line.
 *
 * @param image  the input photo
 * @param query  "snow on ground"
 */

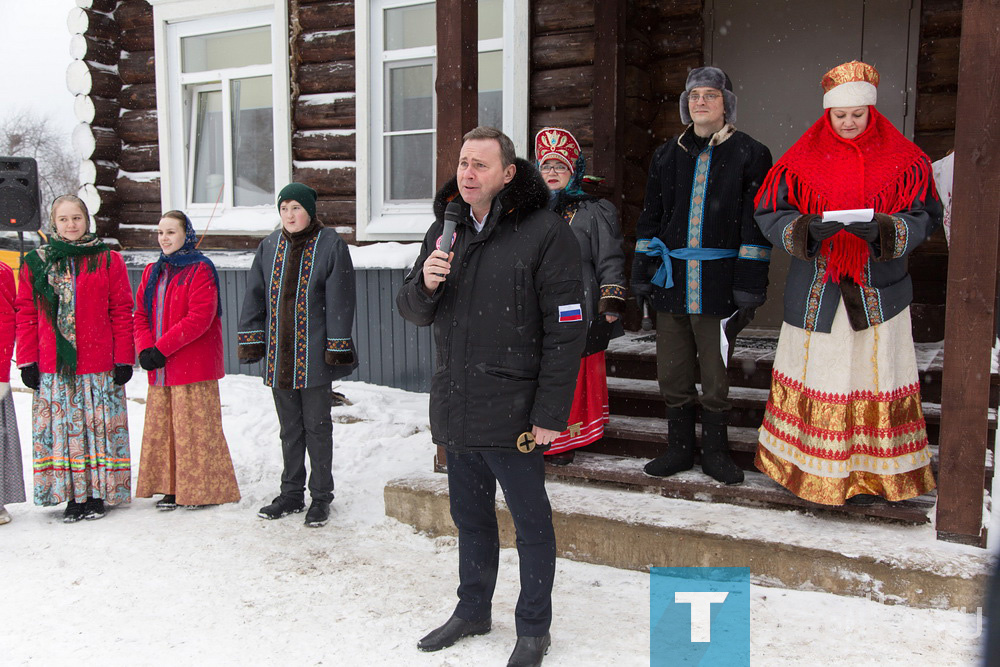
xmin=0 ymin=372 xmax=987 ymax=666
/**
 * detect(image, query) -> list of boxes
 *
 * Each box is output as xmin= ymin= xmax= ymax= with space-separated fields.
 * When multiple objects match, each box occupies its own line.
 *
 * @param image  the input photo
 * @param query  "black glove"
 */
xmin=844 ymin=220 xmax=879 ymax=243
xmin=631 ymin=280 xmax=653 ymax=299
xmin=138 ymin=347 xmax=167 ymax=371
xmin=808 ymin=219 xmax=845 ymax=243
xmin=732 ymin=289 xmax=764 ymax=311
xmin=20 ymin=363 xmax=39 ymax=391
xmin=113 ymin=364 xmax=133 ymax=386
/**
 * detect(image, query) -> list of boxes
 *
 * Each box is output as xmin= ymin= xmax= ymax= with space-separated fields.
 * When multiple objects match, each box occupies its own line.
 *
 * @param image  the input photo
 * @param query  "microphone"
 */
xmin=440 ymin=202 xmax=462 ymax=255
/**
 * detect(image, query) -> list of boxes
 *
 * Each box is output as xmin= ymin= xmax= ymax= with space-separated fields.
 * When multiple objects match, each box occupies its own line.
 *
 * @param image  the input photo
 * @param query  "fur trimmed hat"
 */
xmin=821 ymin=60 xmax=879 ymax=108
xmin=679 ymin=66 xmax=737 ymax=125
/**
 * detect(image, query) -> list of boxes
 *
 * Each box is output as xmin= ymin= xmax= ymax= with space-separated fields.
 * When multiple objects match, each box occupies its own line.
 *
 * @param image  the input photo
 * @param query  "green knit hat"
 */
xmin=277 ymin=182 xmax=317 ymax=221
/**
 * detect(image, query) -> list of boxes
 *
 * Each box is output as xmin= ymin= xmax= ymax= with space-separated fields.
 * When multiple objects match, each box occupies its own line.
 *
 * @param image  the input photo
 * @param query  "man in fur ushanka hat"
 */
xmin=632 ymin=66 xmax=773 ymax=485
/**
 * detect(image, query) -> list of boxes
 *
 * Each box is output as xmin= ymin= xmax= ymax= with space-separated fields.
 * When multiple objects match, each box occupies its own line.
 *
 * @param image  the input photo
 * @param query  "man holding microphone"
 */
xmin=397 ymin=126 xmax=586 ymax=667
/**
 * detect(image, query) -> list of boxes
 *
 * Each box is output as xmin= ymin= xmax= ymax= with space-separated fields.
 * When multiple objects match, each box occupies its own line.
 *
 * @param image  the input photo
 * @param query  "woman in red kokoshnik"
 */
xmin=535 ymin=128 xmax=626 ymax=465
xmin=753 ymin=61 xmax=942 ymax=506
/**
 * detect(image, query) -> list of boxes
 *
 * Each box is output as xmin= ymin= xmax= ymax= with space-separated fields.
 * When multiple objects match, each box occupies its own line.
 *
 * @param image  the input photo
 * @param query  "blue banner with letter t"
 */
xmin=650 ymin=567 xmax=750 ymax=666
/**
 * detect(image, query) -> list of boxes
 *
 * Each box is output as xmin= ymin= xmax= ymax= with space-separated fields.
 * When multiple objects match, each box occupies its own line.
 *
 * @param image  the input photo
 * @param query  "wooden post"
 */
xmin=591 ymin=0 xmax=625 ymax=208
xmin=935 ymin=0 xmax=1000 ymax=547
xmin=435 ymin=0 xmax=478 ymax=190
xmin=432 ymin=1 xmax=478 ymax=471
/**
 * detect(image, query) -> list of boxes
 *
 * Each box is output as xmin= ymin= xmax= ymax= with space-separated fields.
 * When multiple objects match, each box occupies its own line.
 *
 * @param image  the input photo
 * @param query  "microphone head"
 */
xmin=444 ymin=201 xmax=463 ymax=223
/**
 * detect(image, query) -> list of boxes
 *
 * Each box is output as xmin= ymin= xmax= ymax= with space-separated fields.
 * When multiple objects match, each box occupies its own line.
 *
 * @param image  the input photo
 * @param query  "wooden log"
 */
xmin=74 ymin=94 xmax=119 ymax=127
xmin=78 ymin=182 xmax=118 ymax=215
xmin=650 ymin=106 xmax=686 ymax=145
xmin=118 ymin=109 xmax=158 ymax=144
xmin=935 ymin=0 xmax=1000 ymax=546
xmin=297 ymin=29 xmax=355 ymax=64
xmin=76 ymin=0 xmax=117 ymax=12
xmin=531 ymin=106 xmax=594 ymax=145
xmin=299 ymin=1 xmax=354 ymax=31
xmin=921 ymin=0 xmax=962 ymax=39
xmin=915 ymin=92 xmax=957 ymax=132
xmin=119 ymin=201 xmax=163 ymax=226
xmin=293 ymin=95 xmax=356 ymax=129
xmin=623 ymin=26 xmax=651 ymax=68
xmin=120 ymin=27 xmax=154 ymax=52
xmin=533 ymin=0 xmax=594 ymax=34
xmin=626 ymin=96 xmax=657 ymax=127
xmin=315 ymin=198 xmax=356 ymax=225
xmin=914 ymin=130 xmax=955 ymax=161
xmin=69 ymin=34 xmax=119 ymax=66
xmin=66 ymin=60 xmax=122 ymax=98
xmin=298 ymin=60 xmax=355 ymax=94
xmin=917 ymin=36 xmax=960 ymax=92
xmin=291 ymin=165 xmax=356 ymax=196
xmin=119 ymin=50 xmax=155 ymax=85
xmin=634 ymin=0 xmax=703 ymax=19
xmin=293 ymin=130 xmax=355 ymax=161
xmin=533 ymin=31 xmax=595 ymax=70
xmin=649 ymin=18 xmax=704 ymax=58
xmin=79 ymin=159 xmax=118 ymax=188
xmin=116 ymin=174 xmax=162 ymax=202
xmin=530 ymin=66 xmax=594 ymax=109
xmin=119 ymin=142 xmax=160 ymax=172
xmin=67 ymin=7 xmax=119 ymax=41
xmin=649 ymin=53 xmax=702 ymax=95
xmin=625 ymin=122 xmax=655 ymax=163
xmin=120 ymin=82 xmax=157 ymax=110
xmin=95 ymin=214 xmax=120 ymax=238
xmin=72 ymin=123 xmax=121 ymax=161
xmin=115 ymin=0 xmax=153 ymax=32
xmin=625 ymin=64 xmax=653 ymax=100
xmin=435 ymin=0 xmax=478 ymax=190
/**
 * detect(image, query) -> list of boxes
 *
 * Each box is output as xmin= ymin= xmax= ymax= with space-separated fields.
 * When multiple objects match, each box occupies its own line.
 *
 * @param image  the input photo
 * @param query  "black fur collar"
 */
xmin=433 ymin=158 xmax=550 ymax=221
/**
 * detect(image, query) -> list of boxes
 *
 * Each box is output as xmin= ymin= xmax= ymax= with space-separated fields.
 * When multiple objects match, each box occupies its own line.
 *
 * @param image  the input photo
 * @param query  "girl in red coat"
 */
xmin=0 ymin=262 xmax=24 ymax=525
xmin=133 ymin=211 xmax=240 ymax=509
xmin=17 ymin=195 xmax=134 ymax=523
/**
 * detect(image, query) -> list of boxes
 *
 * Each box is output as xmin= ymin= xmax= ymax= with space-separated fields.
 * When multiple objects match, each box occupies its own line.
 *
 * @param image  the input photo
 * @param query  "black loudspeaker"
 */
xmin=0 ymin=157 xmax=41 ymax=232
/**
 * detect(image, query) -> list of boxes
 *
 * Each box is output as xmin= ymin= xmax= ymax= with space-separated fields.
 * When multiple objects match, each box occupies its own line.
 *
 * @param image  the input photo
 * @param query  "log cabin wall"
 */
xmin=909 ymin=0 xmax=961 ymax=342
xmin=290 ymin=0 xmax=358 ymax=244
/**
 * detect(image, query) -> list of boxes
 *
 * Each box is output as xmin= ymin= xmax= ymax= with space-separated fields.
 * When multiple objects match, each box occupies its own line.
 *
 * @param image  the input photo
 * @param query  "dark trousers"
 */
xmin=446 ymin=449 xmax=556 ymax=637
xmin=272 ymin=384 xmax=334 ymax=503
xmin=656 ymin=311 xmax=731 ymax=412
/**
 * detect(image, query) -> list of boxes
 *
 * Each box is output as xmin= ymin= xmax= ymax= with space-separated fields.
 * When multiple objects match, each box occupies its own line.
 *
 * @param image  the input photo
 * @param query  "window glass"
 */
xmin=478 ymin=50 xmax=502 ymax=128
xmin=191 ymin=89 xmax=223 ymax=204
xmin=387 ymin=134 xmax=434 ymax=200
xmin=388 ymin=65 xmax=434 ymax=132
xmin=478 ymin=0 xmax=503 ymax=40
xmin=384 ymin=3 xmax=435 ymax=50
xmin=181 ymin=26 xmax=271 ymax=73
xmin=231 ymin=76 xmax=274 ymax=207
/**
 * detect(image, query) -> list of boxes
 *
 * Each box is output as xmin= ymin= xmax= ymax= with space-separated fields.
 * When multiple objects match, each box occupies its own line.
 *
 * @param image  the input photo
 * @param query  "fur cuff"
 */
xmin=238 ymin=342 xmax=265 ymax=361
xmin=325 ymin=349 xmax=357 ymax=366
xmin=783 ymin=214 xmax=819 ymax=260
xmin=873 ymin=212 xmax=906 ymax=261
xmin=598 ymin=297 xmax=624 ymax=316
xmin=839 ymin=280 xmax=871 ymax=331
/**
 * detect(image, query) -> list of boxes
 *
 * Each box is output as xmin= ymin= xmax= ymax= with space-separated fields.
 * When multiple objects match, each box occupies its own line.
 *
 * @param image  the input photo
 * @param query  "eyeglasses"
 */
xmin=539 ymin=163 xmax=569 ymax=174
xmin=688 ymin=93 xmax=721 ymax=102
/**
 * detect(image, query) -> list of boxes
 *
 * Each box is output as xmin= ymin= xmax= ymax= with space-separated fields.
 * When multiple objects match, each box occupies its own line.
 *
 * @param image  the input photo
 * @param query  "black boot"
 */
xmin=643 ymin=405 xmax=696 ymax=477
xmin=700 ymin=410 xmax=744 ymax=485
xmin=507 ymin=633 xmax=551 ymax=667
xmin=417 ymin=614 xmax=491 ymax=652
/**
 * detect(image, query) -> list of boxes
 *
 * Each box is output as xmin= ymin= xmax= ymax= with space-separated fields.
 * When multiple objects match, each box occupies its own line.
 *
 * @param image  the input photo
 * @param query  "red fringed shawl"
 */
xmin=755 ymin=107 xmax=932 ymax=284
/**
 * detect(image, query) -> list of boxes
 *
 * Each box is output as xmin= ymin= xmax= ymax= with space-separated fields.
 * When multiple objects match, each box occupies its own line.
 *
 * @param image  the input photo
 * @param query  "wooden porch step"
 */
xmin=544 ymin=451 xmax=935 ymax=524
xmin=598 ymin=415 xmax=994 ymax=477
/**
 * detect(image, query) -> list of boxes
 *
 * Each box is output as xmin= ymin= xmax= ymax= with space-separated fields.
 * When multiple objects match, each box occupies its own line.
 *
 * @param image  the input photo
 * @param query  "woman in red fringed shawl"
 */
xmin=752 ymin=61 xmax=942 ymax=506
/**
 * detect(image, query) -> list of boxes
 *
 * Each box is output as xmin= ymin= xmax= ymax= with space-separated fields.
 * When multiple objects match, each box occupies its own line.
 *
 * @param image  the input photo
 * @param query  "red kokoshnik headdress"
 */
xmin=755 ymin=103 xmax=933 ymax=285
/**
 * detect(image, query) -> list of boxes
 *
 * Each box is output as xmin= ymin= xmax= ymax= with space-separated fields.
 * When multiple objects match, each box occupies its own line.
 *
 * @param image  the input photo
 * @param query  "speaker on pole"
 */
xmin=0 ymin=157 xmax=41 ymax=232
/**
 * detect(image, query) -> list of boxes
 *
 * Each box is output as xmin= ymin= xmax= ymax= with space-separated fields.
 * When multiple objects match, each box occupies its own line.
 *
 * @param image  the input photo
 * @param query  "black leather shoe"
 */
xmin=417 ymin=614 xmax=491 ymax=652
xmin=304 ymin=500 xmax=331 ymax=527
xmin=507 ymin=633 xmax=551 ymax=667
xmin=257 ymin=495 xmax=305 ymax=520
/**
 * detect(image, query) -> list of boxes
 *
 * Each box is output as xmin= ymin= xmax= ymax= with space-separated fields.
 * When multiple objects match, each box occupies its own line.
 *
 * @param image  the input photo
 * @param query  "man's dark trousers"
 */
xmin=272 ymin=384 xmax=334 ymax=503
xmin=446 ymin=448 xmax=556 ymax=637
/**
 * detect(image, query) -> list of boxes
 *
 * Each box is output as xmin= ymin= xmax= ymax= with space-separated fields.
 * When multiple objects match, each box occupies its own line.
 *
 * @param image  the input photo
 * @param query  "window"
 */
xmin=154 ymin=2 xmax=292 ymax=233
xmin=356 ymin=0 xmax=529 ymax=241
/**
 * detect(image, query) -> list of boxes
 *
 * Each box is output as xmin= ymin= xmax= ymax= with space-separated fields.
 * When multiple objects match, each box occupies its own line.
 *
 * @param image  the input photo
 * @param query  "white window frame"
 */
xmin=356 ymin=0 xmax=529 ymax=242
xmin=150 ymin=0 xmax=292 ymax=235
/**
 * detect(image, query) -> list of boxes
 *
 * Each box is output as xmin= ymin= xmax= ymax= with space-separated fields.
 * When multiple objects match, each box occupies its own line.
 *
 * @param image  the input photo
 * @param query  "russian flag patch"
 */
xmin=558 ymin=304 xmax=583 ymax=323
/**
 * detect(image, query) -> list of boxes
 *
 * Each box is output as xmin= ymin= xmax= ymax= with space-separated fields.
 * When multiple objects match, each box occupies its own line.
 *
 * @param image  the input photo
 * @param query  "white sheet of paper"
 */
xmin=719 ymin=312 xmax=736 ymax=369
xmin=822 ymin=208 xmax=875 ymax=225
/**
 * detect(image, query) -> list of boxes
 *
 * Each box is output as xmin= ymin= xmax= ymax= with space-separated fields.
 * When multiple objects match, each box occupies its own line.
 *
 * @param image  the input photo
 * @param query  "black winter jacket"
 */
xmin=396 ymin=159 xmax=587 ymax=452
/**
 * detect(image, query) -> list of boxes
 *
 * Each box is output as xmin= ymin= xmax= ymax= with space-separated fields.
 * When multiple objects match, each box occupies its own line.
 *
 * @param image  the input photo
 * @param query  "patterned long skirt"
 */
xmin=33 ymin=371 xmax=131 ymax=506
xmin=0 ymin=390 xmax=25 ymax=505
xmin=546 ymin=351 xmax=610 ymax=455
xmin=135 ymin=381 xmax=240 ymax=506
xmin=755 ymin=303 xmax=936 ymax=505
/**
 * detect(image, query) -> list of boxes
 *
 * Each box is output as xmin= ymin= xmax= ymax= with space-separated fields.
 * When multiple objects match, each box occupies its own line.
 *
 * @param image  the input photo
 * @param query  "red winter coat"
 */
xmin=16 ymin=251 xmax=135 ymax=374
xmin=0 ymin=263 xmax=15 ymax=381
xmin=133 ymin=261 xmax=224 ymax=386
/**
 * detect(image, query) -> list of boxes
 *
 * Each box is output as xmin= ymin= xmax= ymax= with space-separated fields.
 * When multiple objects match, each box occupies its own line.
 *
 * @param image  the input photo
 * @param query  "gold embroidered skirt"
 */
xmin=755 ymin=302 xmax=936 ymax=505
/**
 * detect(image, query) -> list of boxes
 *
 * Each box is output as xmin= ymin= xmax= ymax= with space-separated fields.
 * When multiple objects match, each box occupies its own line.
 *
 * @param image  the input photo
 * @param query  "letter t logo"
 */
xmin=674 ymin=591 xmax=729 ymax=642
